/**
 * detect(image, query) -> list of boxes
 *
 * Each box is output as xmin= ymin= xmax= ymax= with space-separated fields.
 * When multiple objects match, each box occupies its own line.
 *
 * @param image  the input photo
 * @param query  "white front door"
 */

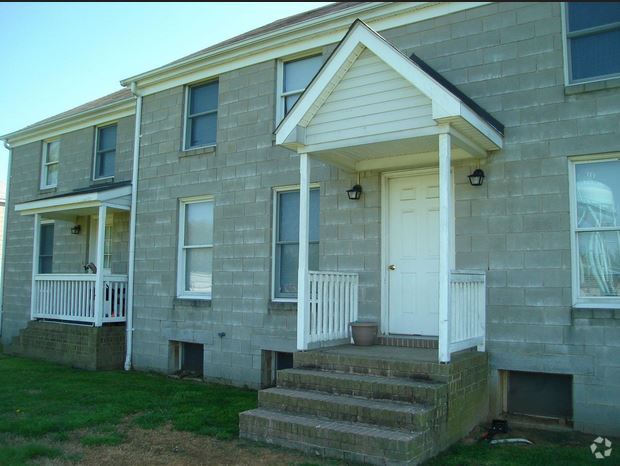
xmin=387 ymin=173 xmax=439 ymax=336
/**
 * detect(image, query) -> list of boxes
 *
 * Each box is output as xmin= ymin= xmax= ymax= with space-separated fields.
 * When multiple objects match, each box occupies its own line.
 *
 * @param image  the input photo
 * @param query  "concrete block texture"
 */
xmin=3 ymin=1 xmax=620 ymax=436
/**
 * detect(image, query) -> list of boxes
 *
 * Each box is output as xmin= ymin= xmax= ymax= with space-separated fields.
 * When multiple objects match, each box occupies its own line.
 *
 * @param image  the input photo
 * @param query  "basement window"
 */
xmin=172 ymin=342 xmax=204 ymax=378
xmin=261 ymin=350 xmax=294 ymax=388
xmin=505 ymin=371 xmax=573 ymax=423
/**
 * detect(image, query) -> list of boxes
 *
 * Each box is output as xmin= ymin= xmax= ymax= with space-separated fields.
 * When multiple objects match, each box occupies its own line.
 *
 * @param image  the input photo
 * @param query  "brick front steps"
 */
xmin=240 ymin=345 xmax=488 ymax=465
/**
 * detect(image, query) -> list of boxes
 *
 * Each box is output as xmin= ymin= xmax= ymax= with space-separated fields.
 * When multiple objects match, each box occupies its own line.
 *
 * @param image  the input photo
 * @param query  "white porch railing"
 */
xmin=447 ymin=270 xmax=486 ymax=357
xmin=302 ymin=271 xmax=358 ymax=348
xmin=33 ymin=274 xmax=128 ymax=325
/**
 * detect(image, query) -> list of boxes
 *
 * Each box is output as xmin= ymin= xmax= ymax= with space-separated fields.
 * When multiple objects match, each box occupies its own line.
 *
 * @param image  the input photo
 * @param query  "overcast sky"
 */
xmin=0 ymin=2 xmax=332 ymax=190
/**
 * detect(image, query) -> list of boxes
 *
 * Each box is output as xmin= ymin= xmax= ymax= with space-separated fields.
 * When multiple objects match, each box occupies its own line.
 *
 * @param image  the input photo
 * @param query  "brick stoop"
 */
xmin=7 ymin=320 xmax=126 ymax=370
xmin=378 ymin=335 xmax=439 ymax=350
xmin=240 ymin=345 xmax=488 ymax=465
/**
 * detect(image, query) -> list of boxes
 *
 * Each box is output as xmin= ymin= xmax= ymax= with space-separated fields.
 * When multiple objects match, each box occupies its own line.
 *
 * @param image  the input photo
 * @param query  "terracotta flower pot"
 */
xmin=350 ymin=321 xmax=378 ymax=346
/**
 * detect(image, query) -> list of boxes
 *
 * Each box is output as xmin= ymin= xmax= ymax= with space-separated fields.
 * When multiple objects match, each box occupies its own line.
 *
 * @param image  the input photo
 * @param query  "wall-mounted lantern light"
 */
xmin=468 ymin=168 xmax=485 ymax=187
xmin=71 ymin=225 xmax=81 ymax=235
xmin=346 ymin=184 xmax=363 ymax=200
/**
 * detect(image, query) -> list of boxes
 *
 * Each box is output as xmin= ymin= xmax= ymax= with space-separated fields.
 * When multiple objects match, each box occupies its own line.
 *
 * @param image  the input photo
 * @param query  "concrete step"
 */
xmin=259 ymin=387 xmax=435 ymax=430
xmin=239 ymin=408 xmax=429 ymax=465
xmin=294 ymin=345 xmax=450 ymax=382
xmin=277 ymin=368 xmax=447 ymax=406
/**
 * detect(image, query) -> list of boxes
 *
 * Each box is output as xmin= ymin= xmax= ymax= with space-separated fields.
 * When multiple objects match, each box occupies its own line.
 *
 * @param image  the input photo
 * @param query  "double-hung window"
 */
xmin=273 ymin=187 xmax=319 ymax=300
xmin=570 ymin=157 xmax=620 ymax=307
xmin=94 ymin=124 xmax=117 ymax=180
xmin=39 ymin=222 xmax=54 ymax=274
xmin=277 ymin=54 xmax=323 ymax=123
xmin=564 ymin=2 xmax=620 ymax=83
xmin=184 ymin=81 xmax=218 ymax=149
xmin=40 ymin=140 xmax=59 ymax=189
xmin=178 ymin=196 xmax=214 ymax=299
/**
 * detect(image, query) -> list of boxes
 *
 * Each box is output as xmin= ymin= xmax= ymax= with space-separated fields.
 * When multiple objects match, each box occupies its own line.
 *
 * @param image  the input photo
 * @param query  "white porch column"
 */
xmin=30 ymin=213 xmax=41 ymax=321
xmin=94 ymin=204 xmax=107 ymax=327
xmin=438 ymin=132 xmax=453 ymax=363
xmin=297 ymin=153 xmax=311 ymax=351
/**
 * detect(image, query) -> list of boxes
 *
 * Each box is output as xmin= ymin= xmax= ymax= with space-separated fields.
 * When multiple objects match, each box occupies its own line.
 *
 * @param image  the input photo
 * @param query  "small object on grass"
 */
xmin=480 ymin=419 xmax=509 ymax=441
xmin=490 ymin=438 xmax=534 ymax=446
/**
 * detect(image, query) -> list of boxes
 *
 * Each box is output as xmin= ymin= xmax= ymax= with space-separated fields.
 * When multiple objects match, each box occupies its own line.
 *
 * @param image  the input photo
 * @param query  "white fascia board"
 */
xmin=15 ymin=185 xmax=132 ymax=215
xmin=458 ymin=104 xmax=503 ymax=150
xmin=2 ymin=99 xmax=135 ymax=148
xmin=124 ymin=2 xmax=491 ymax=96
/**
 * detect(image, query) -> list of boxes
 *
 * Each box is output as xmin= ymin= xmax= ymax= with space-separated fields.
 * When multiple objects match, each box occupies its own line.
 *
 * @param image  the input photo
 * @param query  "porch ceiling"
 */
xmin=275 ymin=20 xmax=503 ymax=170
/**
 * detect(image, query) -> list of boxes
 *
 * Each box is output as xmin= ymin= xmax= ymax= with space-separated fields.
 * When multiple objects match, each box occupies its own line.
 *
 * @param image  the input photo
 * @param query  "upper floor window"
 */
xmin=565 ymin=2 xmax=620 ymax=83
xmin=272 ymin=186 xmax=319 ymax=300
xmin=40 ymin=140 xmax=59 ymax=189
xmin=570 ymin=157 xmax=620 ymax=307
xmin=184 ymin=81 xmax=218 ymax=150
xmin=177 ymin=196 xmax=214 ymax=299
xmin=94 ymin=124 xmax=117 ymax=180
xmin=277 ymin=54 xmax=323 ymax=123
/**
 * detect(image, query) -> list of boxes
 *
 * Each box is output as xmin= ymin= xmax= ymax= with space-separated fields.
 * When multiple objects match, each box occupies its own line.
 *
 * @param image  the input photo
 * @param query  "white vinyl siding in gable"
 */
xmin=304 ymin=49 xmax=434 ymax=148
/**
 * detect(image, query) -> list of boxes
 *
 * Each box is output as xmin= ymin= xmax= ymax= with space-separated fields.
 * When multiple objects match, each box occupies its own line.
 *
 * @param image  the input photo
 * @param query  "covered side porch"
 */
xmin=15 ymin=183 xmax=132 ymax=327
xmin=276 ymin=20 xmax=504 ymax=363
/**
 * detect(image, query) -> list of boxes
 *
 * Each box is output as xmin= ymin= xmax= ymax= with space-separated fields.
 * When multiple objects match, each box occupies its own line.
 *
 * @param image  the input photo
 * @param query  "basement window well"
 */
xmin=504 ymin=371 xmax=573 ymax=424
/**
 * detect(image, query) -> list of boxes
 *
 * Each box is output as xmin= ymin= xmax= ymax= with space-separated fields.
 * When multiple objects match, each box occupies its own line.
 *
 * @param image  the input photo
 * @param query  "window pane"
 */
xmin=578 ymin=231 xmax=620 ymax=297
xmin=185 ymin=201 xmax=213 ymax=246
xmin=190 ymin=113 xmax=217 ymax=147
xmin=278 ymin=189 xmax=319 ymax=242
xmin=570 ymin=29 xmax=620 ymax=81
xmin=277 ymin=242 xmax=319 ymax=296
xmin=285 ymin=94 xmax=300 ymax=114
xmin=39 ymin=224 xmax=54 ymax=256
xmin=576 ymin=161 xmax=620 ymax=228
xmin=47 ymin=141 xmax=60 ymax=163
xmin=98 ymin=125 xmax=117 ymax=151
xmin=284 ymin=55 xmax=322 ymax=92
xmin=185 ymin=248 xmax=212 ymax=294
xmin=189 ymin=82 xmax=218 ymax=115
xmin=39 ymin=256 xmax=53 ymax=274
xmin=568 ymin=3 xmax=620 ymax=32
xmin=97 ymin=150 xmax=115 ymax=178
xmin=46 ymin=164 xmax=58 ymax=186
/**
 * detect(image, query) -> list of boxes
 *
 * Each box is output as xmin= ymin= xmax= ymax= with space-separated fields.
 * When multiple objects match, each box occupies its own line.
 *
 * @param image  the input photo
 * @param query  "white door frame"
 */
xmin=380 ymin=167 xmax=455 ymax=336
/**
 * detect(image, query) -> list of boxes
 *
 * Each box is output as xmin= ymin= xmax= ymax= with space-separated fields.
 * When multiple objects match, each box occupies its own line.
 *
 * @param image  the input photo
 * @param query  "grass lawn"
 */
xmin=1 ymin=353 xmax=619 ymax=466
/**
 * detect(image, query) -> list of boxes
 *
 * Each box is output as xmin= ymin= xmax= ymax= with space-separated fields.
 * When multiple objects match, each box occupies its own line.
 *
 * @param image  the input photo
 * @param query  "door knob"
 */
xmin=388 ymin=264 xmax=396 ymax=271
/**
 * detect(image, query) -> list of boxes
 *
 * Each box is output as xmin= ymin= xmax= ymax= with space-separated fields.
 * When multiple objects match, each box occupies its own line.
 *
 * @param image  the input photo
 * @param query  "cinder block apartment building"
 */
xmin=1 ymin=2 xmax=619 ymax=463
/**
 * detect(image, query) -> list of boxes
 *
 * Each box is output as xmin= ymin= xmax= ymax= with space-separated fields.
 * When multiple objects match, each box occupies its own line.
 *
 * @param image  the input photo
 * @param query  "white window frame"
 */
xmin=183 ymin=80 xmax=218 ymax=151
xmin=271 ymin=183 xmax=320 ymax=302
xmin=569 ymin=154 xmax=620 ymax=308
xmin=561 ymin=2 xmax=620 ymax=85
xmin=177 ymin=195 xmax=214 ymax=300
xmin=93 ymin=123 xmax=117 ymax=181
xmin=40 ymin=139 xmax=60 ymax=190
xmin=275 ymin=52 xmax=323 ymax=125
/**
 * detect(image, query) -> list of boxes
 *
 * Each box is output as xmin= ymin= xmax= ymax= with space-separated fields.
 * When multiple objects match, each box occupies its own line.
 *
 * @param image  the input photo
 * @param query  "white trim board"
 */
xmin=15 ymin=185 xmax=132 ymax=216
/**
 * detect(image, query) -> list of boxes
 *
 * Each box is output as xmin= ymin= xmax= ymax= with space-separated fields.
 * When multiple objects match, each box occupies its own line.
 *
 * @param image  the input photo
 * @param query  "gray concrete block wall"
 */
xmin=381 ymin=2 xmax=620 ymax=435
xmin=0 ymin=116 xmax=134 ymax=345
xmin=132 ymin=58 xmax=381 ymax=388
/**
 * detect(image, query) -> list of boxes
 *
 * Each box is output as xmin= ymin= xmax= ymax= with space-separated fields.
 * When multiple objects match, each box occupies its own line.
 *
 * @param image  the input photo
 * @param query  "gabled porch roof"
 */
xmin=15 ymin=182 xmax=131 ymax=220
xmin=275 ymin=20 xmax=503 ymax=171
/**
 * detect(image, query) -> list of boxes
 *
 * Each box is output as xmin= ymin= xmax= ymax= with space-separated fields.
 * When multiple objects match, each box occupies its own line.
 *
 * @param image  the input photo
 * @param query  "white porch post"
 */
xmin=297 ymin=153 xmax=311 ymax=351
xmin=438 ymin=132 xmax=452 ymax=363
xmin=94 ymin=204 xmax=107 ymax=327
xmin=30 ymin=213 xmax=41 ymax=321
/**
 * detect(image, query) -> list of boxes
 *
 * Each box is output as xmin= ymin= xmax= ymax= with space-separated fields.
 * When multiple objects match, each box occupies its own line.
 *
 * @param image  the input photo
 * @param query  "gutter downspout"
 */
xmin=0 ymin=141 xmax=12 ymax=337
xmin=124 ymin=82 xmax=142 ymax=370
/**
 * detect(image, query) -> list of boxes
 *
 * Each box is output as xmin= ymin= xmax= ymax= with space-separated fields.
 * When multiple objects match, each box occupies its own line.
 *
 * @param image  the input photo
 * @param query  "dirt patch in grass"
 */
xmin=40 ymin=423 xmax=339 ymax=466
